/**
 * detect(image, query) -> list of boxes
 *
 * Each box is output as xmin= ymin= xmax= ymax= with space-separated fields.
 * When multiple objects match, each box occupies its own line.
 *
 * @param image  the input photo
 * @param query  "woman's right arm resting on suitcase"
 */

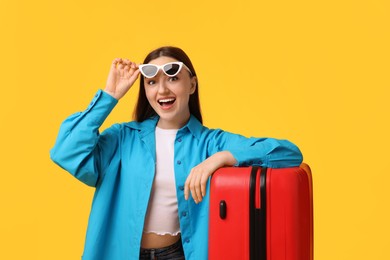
xmin=50 ymin=90 xmax=120 ymax=187
xmin=184 ymin=129 xmax=303 ymax=203
xmin=208 ymin=129 xmax=303 ymax=168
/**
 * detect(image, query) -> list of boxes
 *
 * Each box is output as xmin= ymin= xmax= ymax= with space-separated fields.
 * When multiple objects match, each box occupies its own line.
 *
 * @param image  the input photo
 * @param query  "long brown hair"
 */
xmin=133 ymin=46 xmax=202 ymax=124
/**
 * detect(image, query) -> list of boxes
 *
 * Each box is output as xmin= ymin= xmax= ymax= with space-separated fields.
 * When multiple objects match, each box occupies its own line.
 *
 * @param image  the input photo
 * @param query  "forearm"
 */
xmin=213 ymin=133 xmax=302 ymax=168
xmin=209 ymin=151 xmax=238 ymax=169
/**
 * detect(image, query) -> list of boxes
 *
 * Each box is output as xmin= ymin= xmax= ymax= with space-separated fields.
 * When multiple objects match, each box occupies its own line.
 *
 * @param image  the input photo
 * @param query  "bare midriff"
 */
xmin=141 ymin=232 xmax=181 ymax=249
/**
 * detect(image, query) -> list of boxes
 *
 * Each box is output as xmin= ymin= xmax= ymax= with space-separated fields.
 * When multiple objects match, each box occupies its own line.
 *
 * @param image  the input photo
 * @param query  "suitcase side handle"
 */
xmin=219 ymin=200 xmax=227 ymax=219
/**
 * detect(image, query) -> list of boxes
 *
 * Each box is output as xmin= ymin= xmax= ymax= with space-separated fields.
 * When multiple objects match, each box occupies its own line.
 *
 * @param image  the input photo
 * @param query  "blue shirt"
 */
xmin=50 ymin=90 xmax=303 ymax=260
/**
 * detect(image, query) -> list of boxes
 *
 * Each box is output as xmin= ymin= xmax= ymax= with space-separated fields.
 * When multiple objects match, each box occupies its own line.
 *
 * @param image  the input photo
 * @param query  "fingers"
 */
xmin=111 ymin=58 xmax=122 ymax=69
xmin=191 ymin=173 xmax=202 ymax=203
xmin=111 ymin=58 xmax=140 ymax=80
xmin=112 ymin=58 xmax=122 ymax=65
xmin=184 ymin=168 xmax=211 ymax=204
xmin=129 ymin=61 xmax=137 ymax=73
xmin=112 ymin=58 xmax=137 ymax=71
xmin=123 ymin=59 xmax=130 ymax=71
xmin=184 ymin=177 xmax=190 ymax=201
xmin=129 ymin=66 xmax=140 ymax=83
xmin=185 ymin=173 xmax=200 ymax=203
xmin=200 ymin=174 xmax=208 ymax=197
xmin=118 ymin=60 xmax=125 ymax=70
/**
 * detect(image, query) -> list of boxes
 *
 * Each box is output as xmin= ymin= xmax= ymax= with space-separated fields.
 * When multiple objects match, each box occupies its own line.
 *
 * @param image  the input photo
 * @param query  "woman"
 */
xmin=50 ymin=46 xmax=303 ymax=260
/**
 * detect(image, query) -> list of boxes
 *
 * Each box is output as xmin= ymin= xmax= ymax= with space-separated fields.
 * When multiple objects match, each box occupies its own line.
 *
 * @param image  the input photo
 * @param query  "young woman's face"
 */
xmin=143 ymin=56 xmax=197 ymax=129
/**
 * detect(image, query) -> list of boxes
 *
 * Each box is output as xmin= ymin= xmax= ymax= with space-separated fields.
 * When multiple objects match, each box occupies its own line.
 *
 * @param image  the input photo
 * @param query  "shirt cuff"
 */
xmin=84 ymin=89 xmax=118 ymax=126
xmin=229 ymin=149 xmax=267 ymax=167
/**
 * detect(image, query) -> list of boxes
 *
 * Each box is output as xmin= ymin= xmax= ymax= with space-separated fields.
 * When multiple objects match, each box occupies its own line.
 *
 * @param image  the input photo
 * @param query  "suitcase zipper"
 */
xmin=250 ymin=167 xmax=267 ymax=260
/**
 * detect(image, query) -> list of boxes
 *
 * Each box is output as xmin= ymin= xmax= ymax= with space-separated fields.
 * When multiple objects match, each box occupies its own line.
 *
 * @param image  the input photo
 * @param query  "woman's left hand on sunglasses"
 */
xmin=104 ymin=58 xmax=140 ymax=100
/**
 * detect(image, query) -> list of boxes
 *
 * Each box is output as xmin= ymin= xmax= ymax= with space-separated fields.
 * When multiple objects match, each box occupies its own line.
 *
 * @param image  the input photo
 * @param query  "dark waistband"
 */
xmin=140 ymin=238 xmax=182 ymax=254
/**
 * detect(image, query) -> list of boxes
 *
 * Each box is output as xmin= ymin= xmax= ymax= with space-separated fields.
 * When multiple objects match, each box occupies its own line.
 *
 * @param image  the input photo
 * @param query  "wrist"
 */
xmin=214 ymin=151 xmax=237 ymax=168
xmin=103 ymin=89 xmax=119 ymax=100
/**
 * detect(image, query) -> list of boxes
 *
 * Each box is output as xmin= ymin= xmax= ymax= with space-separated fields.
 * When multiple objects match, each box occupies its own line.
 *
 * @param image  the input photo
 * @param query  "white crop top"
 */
xmin=143 ymin=127 xmax=181 ymax=236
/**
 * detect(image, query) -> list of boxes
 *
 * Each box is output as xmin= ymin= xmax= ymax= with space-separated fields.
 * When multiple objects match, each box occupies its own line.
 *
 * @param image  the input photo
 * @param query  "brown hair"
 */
xmin=133 ymin=46 xmax=202 ymax=124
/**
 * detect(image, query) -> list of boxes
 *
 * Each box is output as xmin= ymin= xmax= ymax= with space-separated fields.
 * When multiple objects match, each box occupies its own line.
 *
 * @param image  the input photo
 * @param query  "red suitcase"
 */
xmin=209 ymin=164 xmax=313 ymax=260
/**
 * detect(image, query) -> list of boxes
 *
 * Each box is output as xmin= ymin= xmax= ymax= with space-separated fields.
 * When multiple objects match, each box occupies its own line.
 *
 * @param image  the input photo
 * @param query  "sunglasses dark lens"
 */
xmin=142 ymin=65 xmax=158 ymax=77
xmin=163 ymin=63 xmax=181 ymax=76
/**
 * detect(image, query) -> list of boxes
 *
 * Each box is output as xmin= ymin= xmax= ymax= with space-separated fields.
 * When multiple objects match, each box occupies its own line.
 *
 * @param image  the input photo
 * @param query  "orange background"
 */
xmin=0 ymin=0 xmax=389 ymax=259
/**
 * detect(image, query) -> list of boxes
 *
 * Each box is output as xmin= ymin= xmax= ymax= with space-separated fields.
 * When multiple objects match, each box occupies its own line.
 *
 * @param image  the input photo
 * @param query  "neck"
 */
xmin=157 ymin=113 xmax=191 ymax=129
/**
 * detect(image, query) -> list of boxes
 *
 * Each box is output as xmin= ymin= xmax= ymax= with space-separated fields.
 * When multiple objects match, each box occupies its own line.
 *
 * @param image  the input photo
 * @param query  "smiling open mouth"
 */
xmin=158 ymin=98 xmax=176 ymax=107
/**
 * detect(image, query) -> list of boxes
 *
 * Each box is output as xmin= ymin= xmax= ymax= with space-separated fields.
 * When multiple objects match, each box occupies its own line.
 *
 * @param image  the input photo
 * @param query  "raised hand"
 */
xmin=104 ymin=58 xmax=140 ymax=100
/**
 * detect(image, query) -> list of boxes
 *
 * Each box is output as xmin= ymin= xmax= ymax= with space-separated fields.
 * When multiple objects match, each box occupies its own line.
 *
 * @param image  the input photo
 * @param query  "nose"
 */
xmin=157 ymin=79 xmax=170 ymax=94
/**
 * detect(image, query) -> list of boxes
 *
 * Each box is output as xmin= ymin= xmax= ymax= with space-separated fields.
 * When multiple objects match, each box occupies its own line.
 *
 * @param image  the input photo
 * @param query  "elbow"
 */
xmin=289 ymin=141 xmax=303 ymax=162
xmin=49 ymin=145 xmax=75 ymax=175
xmin=49 ymin=145 xmax=62 ymax=168
xmin=283 ymin=140 xmax=303 ymax=166
xmin=266 ymin=140 xmax=303 ymax=168
xmin=49 ymin=146 xmax=98 ymax=187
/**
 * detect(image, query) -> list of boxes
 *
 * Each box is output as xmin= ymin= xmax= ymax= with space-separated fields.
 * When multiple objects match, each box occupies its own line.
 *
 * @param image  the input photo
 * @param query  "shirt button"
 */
xmin=181 ymin=211 xmax=187 ymax=217
xmin=177 ymin=160 xmax=182 ymax=165
xmin=177 ymin=138 xmax=182 ymax=142
xmin=185 ymin=239 xmax=190 ymax=243
xmin=178 ymin=185 xmax=184 ymax=191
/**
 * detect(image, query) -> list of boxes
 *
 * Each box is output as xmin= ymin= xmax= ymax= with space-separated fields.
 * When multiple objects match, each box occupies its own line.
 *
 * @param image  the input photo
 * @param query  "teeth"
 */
xmin=159 ymin=98 xmax=175 ymax=103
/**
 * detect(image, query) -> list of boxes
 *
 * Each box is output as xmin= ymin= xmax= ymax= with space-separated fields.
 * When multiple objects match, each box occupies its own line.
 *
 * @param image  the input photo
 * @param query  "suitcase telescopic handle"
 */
xmin=219 ymin=200 xmax=227 ymax=219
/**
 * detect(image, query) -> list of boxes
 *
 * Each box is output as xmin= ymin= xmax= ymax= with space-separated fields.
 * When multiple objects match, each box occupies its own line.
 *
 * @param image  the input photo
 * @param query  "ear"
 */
xmin=189 ymin=76 xmax=197 ymax=94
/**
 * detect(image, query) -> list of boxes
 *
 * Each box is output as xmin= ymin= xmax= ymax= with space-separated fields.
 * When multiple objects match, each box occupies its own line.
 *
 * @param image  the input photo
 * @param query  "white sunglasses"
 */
xmin=139 ymin=62 xmax=192 ymax=78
